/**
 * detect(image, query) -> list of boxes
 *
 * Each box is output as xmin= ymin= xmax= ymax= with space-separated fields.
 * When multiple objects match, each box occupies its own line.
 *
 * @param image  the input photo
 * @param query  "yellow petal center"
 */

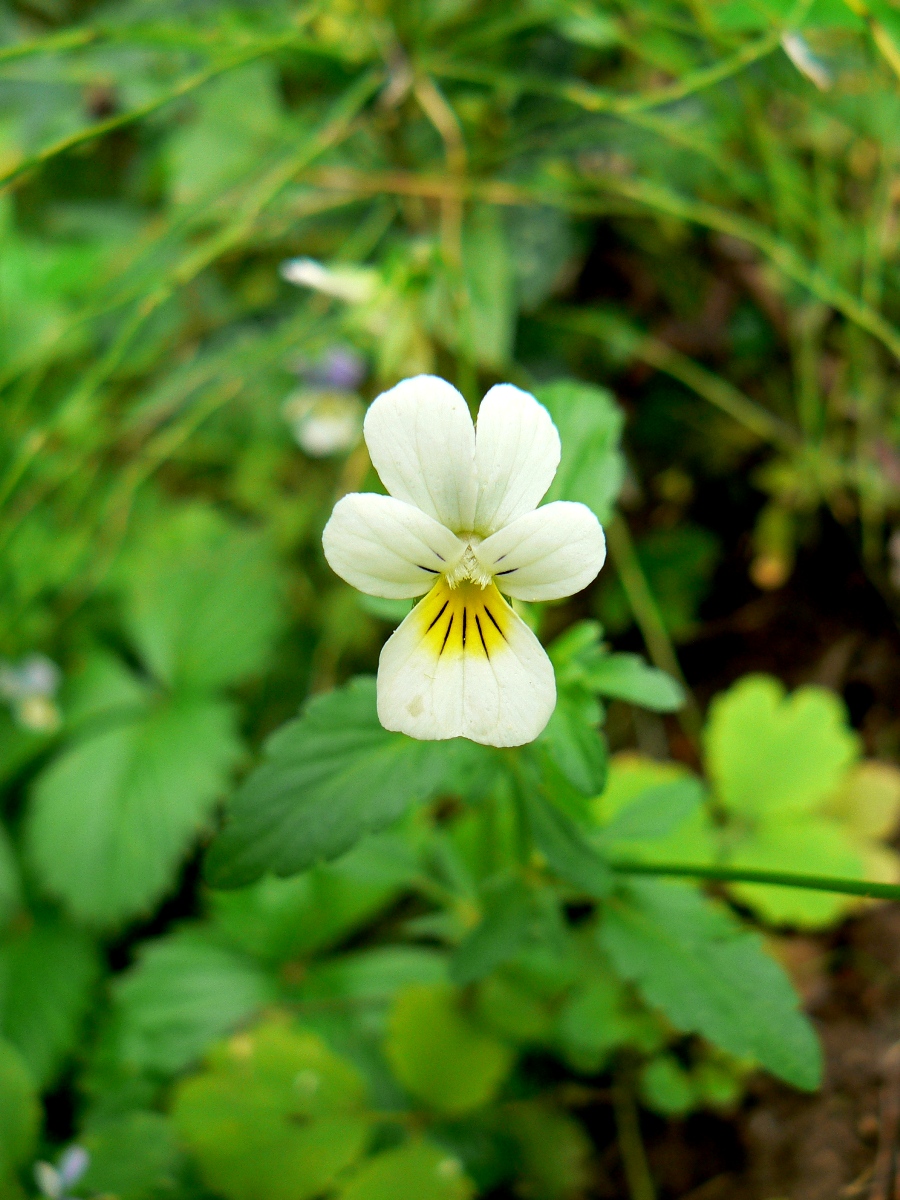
xmin=416 ymin=577 xmax=512 ymax=660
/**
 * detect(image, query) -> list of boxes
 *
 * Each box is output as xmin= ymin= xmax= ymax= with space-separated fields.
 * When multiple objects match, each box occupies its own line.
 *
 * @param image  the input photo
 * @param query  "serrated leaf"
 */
xmin=585 ymin=654 xmax=685 ymax=712
xmin=113 ymin=931 xmax=276 ymax=1074
xmin=120 ymin=504 xmax=282 ymax=691
xmin=385 ymin=983 xmax=514 ymax=1115
xmin=0 ymin=916 xmax=100 ymax=1087
xmin=172 ymin=1019 xmax=370 ymax=1200
xmin=537 ymin=381 xmax=625 ymax=523
xmin=338 ymin=1139 xmax=475 ymax=1200
xmin=600 ymin=880 xmax=821 ymax=1090
xmin=206 ymin=677 xmax=488 ymax=888
xmin=705 ymin=675 xmax=858 ymax=819
xmin=0 ymin=1036 xmax=39 ymax=1178
xmin=28 ymin=697 xmax=241 ymax=925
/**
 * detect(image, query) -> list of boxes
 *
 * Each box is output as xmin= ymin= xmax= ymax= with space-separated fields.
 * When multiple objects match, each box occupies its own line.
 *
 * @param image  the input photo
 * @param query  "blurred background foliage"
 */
xmin=5 ymin=0 xmax=900 ymax=1195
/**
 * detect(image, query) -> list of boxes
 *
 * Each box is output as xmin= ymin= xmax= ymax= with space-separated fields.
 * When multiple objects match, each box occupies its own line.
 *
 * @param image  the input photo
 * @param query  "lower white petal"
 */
xmin=376 ymin=579 xmax=556 ymax=746
xmin=475 ymin=501 xmax=606 ymax=602
xmin=323 ymin=493 xmax=465 ymax=599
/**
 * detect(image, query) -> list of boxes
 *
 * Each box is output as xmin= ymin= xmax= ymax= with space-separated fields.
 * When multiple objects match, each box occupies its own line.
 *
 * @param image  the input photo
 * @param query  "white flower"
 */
xmin=322 ymin=376 xmax=607 ymax=747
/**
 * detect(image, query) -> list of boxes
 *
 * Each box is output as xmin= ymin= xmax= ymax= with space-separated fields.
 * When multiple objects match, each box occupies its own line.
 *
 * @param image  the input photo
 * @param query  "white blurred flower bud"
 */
xmin=0 ymin=654 xmax=62 ymax=731
xmin=280 ymin=257 xmax=377 ymax=304
xmin=781 ymin=32 xmax=832 ymax=90
xmin=282 ymin=389 xmax=364 ymax=457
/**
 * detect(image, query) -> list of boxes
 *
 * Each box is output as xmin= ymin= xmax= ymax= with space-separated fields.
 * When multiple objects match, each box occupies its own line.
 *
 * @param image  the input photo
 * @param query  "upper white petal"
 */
xmin=322 ymin=493 xmax=465 ymax=599
xmin=363 ymin=376 xmax=477 ymax=531
xmin=376 ymin=584 xmax=556 ymax=746
xmin=473 ymin=384 xmax=561 ymax=534
xmin=475 ymin=501 xmax=606 ymax=601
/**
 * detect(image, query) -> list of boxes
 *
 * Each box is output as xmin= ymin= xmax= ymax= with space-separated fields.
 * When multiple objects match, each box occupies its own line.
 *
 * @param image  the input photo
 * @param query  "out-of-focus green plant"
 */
xmin=3 ymin=0 xmax=900 ymax=1193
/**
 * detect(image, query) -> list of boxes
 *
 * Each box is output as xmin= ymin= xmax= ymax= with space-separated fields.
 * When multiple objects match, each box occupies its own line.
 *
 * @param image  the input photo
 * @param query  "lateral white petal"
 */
xmin=476 ymin=501 xmax=606 ymax=602
xmin=376 ymin=581 xmax=556 ymax=746
xmin=473 ymin=384 xmax=561 ymax=533
xmin=322 ymin=493 xmax=465 ymax=599
xmin=363 ymin=376 xmax=477 ymax=531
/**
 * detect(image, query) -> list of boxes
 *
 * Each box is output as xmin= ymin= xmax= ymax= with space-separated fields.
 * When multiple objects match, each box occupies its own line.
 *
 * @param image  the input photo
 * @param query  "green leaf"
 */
xmin=385 ymin=982 xmax=514 ymax=1115
xmin=640 ymin=1055 xmax=695 ymax=1116
xmin=519 ymin=779 xmax=612 ymax=897
xmin=0 ymin=915 xmax=100 ymax=1087
xmin=173 ymin=1019 xmax=370 ymax=1200
xmin=113 ymin=931 xmax=276 ymax=1074
xmin=0 ymin=1037 xmax=39 ymax=1179
xmin=537 ymin=693 xmax=608 ymax=796
xmin=585 ymin=654 xmax=685 ymax=712
xmin=80 ymin=1112 xmax=181 ymax=1200
xmin=210 ymin=832 xmax=419 ymax=963
xmin=537 ymin=381 xmax=625 ymax=524
xmin=555 ymin=971 xmax=659 ymax=1073
xmin=600 ymin=880 xmax=822 ymax=1090
xmin=28 ymin=697 xmax=241 ymax=925
xmin=206 ymin=677 xmax=486 ymax=888
xmin=338 ymin=1140 xmax=475 ymax=1200
xmin=0 ymin=824 xmax=19 ymax=930
xmin=452 ymin=877 xmax=538 ymax=985
xmin=120 ymin=504 xmax=282 ymax=691
xmin=706 ymin=675 xmax=858 ymax=819
xmin=599 ymin=778 xmax=704 ymax=844
xmin=298 ymin=947 xmax=449 ymax=1010
xmin=500 ymin=1099 xmax=593 ymax=1200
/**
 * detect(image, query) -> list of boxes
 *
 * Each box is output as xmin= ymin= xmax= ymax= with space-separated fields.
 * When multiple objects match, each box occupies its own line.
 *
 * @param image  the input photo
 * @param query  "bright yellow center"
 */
xmin=416 ymin=577 xmax=512 ymax=660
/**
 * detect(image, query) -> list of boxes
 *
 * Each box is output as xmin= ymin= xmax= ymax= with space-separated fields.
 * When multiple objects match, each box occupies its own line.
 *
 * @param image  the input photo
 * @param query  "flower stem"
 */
xmin=605 ymin=514 xmax=702 ymax=739
xmin=610 ymin=858 xmax=900 ymax=900
xmin=613 ymin=1070 xmax=656 ymax=1200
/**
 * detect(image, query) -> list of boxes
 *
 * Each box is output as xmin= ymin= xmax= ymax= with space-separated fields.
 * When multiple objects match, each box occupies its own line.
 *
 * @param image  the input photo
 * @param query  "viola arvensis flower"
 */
xmin=323 ymin=376 xmax=607 ymax=746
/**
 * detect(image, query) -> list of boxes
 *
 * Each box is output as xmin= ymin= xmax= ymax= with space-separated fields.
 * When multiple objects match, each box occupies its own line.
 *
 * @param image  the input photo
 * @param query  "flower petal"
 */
xmin=475 ymin=501 xmax=606 ymax=602
xmin=377 ymin=579 xmax=556 ymax=746
xmin=323 ymin=494 xmax=465 ymax=599
xmin=364 ymin=376 xmax=477 ymax=531
xmin=473 ymin=384 xmax=561 ymax=533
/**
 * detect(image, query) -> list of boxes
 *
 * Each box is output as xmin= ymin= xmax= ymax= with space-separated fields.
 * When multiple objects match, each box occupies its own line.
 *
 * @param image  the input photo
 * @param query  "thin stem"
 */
xmin=613 ymin=1071 xmax=656 ymax=1200
xmin=605 ymin=515 xmax=702 ymax=739
xmin=611 ymin=858 xmax=900 ymax=901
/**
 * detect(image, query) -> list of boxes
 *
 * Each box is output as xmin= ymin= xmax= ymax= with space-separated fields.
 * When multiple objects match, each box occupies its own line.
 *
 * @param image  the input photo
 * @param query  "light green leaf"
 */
xmin=0 ymin=916 xmax=100 ymax=1087
xmin=705 ymin=675 xmax=858 ymax=819
xmin=206 ymin=677 xmax=488 ymax=887
xmin=80 ymin=1112 xmax=181 ymax=1200
xmin=385 ymin=983 xmax=514 ymax=1115
xmin=172 ymin=1019 xmax=370 ymax=1200
xmin=338 ymin=1139 xmax=474 ymax=1200
xmin=0 ymin=1037 xmax=38 ymax=1178
xmin=113 ymin=930 xmax=276 ymax=1075
xmin=728 ymin=818 xmax=864 ymax=927
xmin=599 ymin=778 xmax=704 ymax=844
xmin=120 ymin=504 xmax=282 ymax=691
xmin=28 ymin=697 xmax=241 ymax=925
xmin=555 ymin=972 xmax=656 ymax=1073
xmin=585 ymin=654 xmax=685 ymax=712
xmin=537 ymin=381 xmax=625 ymax=524
xmin=600 ymin=880 xmax=821 ymax=1090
